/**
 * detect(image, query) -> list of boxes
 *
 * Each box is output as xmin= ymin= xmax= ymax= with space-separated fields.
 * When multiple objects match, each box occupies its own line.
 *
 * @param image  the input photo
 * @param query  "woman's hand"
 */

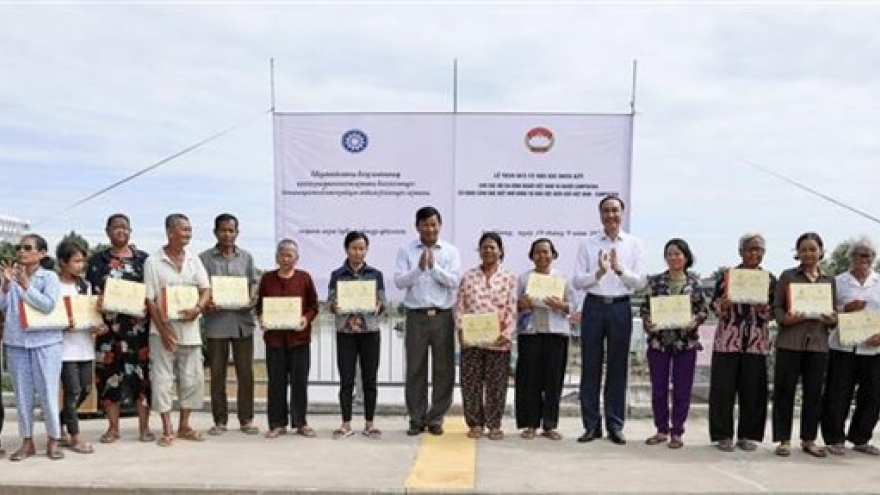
xmin=544 ymin=296 xmax=568 ymax=314
xmin=843 ymin=300 xmax=867 ymax=313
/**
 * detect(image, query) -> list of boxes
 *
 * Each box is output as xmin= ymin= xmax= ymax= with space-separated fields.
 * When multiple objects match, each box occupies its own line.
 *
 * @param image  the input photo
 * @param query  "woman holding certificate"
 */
xmin=772 ymin=232 xmax=837 ymax=458
xmin=515 ymin=238 xmax=571 ymax=441
xmin=328 ymin=232 xmax=386 ymax=439
xmin=257 ymin=238 xmax=320 ymax=439
xmin=456 ymin=232 xmax=517 ymax=440
xmin=0 ymin=234 xmax=65 ymax=461
xmin=640 ymin=239 xmax=707 ymax=449
xmin=821 ymin=237 xmax=880 ymax=456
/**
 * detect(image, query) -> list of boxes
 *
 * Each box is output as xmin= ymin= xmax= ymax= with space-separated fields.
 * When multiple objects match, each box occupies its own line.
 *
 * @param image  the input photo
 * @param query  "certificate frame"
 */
xmin=837 ymin=310 xmax=880 ymax=346
xmin=788 ymin=283 xmax=834 ymax=317
xmin=336 ymin=279 xmax=377 ymax=314
xmin=18 ymin=299 xmax=69 ymax=330
xmin=210 ymin=276 xmax=250 ymax=309
xmin=161 ymin=285 xmax=199 ymax=320
xmin=64 ymin=295 xmax=104 ymax=330
xmin=648 ymin=294 xmax=693 ymax=330
xmin=460 ymin=312 xmax=500 ymax=347
xmin=525 ymin=273 xmax=566 ymax=300
xmin=725 ymin=268 xmax=771 ymax=304
xmin=261 ymin=296 xmax=302 ymax=330
xmin=101 ymin=278 xmax=146 ymax=317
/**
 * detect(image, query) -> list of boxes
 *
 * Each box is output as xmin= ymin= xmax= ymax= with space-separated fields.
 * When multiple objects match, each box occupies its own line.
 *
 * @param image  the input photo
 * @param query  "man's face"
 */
xmin=600 ymin=198 xmax=624 ymax=232
xmin=168 ymin=219 xmax=192 ymax=247
xmin=214 ymin=219 xmax=238 ymax=248
xmin=416 ymin=215 xmax=441 ymax=246
xmin=106 ymin=217 xmax=131 ymax=247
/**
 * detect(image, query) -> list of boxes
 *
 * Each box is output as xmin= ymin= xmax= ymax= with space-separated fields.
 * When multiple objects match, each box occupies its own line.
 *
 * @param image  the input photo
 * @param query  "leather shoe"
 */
xmin=577 ymin=429 xmax=603 ymax=443
xmin=427 ymin=424 xmax=444 ymax=436
xmin=406 ymin=424 xmax=424 ymax=436
xmin=608 ymin=429 xmax=626 ymax=445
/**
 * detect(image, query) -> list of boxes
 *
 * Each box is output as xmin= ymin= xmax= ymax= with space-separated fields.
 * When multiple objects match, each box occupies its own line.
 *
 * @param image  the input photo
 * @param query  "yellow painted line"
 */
xmin=404 ymin=417 xmax=476 ymax=491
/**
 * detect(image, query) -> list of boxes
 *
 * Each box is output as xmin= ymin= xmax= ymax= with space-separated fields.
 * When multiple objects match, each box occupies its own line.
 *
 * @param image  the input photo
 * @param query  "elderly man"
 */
xmin=144 ymin=213 xmax=211 ymax=447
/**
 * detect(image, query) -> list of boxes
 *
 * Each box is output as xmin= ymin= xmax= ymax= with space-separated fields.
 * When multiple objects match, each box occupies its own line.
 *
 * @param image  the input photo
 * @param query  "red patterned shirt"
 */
xmin=455 ymin=265 xmax=518 ymax=351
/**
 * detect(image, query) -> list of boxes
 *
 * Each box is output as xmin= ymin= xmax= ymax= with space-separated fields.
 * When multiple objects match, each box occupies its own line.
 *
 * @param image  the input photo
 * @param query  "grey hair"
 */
xmin=164 ymin=213 xmax=189 ymax=231
xmin=738 ymin=232 xmax=766 ymax=252
xmin=276 ymin=238 xmax=299 ymax=255
xmin=847 ymin=236 xmax=877 ymax=261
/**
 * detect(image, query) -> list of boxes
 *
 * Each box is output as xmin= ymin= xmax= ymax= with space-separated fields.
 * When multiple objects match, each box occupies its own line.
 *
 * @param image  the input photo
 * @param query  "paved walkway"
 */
xmin=0 ymin=411 xmax=878 ymax=494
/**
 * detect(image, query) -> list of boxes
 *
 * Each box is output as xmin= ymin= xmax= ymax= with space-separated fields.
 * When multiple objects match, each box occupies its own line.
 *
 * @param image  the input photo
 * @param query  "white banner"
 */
xmin=274 ymin=113 xmax=632 ymax=301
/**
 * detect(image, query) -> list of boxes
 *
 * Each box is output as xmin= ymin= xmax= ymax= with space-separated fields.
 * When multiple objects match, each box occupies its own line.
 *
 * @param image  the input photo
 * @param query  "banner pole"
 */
xmin=629 ymin=59 xmax=638 ymax=114
xmin=453 ymin=58 xmax=459 ymax=113
xmin=270 ymin=57 xmax=277 ymax=113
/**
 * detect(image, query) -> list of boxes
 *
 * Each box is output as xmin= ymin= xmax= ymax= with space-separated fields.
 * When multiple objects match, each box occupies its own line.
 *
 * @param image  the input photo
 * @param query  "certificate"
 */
xmin=838 ymin=310 xmax=880 ymax=346
xmin=788 ymin=283 xmax=834 ymax=317
xmin=64 ymin=295 xmax=104 ymax=330
xmin=161 ymin=286 xmax=199 ymax=320
xmin=336 ymin=280 xmax=377 ymax=313
xmin=726 ymin=268 xmax=771 ymax=304
xmin=460 ymin=312 xmax=500 ymax=347
xmin=211 ymin=276 xmax=250 ymax=309
xmin=525 ymin=273 xmax=566 ymax=300
xmin=261 ymin=296 xmax=302 ymax=330
xmin=649 ymin=295 xmax=693 ymax=330
xmin=18 ymin=300 xmax=69 ymax=330
xmin=102 ymin=278 xmax=146 ymax=317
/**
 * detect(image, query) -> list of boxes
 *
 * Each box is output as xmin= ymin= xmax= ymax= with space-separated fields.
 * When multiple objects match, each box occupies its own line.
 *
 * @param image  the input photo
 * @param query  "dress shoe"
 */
xmin=577 ymin=429 xmax=603 ymax=443
xmin=608 ymin=429 xmax=626 ymax=445
xmin=406 ymin=424 xmax=425 ymax=436
xmin=427 ymin=424 xmax=444 ymax=436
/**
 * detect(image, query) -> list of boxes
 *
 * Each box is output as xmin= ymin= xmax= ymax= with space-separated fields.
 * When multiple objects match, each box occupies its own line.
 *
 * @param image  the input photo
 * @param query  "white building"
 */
xmin=0 ymin=214 xmax=30 ymax=243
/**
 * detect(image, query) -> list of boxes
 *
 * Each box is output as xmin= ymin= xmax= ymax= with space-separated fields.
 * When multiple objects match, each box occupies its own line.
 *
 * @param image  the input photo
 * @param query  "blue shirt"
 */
xmin=394 ymin=239 xmax=461 ymax=310
xmin=1 ymin=268 xmax=63 ymax=348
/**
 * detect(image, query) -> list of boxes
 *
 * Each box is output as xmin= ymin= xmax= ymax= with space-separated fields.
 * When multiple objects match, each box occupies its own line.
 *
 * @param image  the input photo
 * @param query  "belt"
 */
xmin=586 ymin=293 xmax=630 ymax=304
xmin=407 ymin=307 xmax=451 ymax=316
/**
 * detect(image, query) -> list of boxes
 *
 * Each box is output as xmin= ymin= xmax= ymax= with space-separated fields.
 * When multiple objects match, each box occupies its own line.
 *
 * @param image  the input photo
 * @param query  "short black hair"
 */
xmin=415 ymin=206 xmax=442 ymax=225
xmin=528 ymin=237 xmax=558 ymax=260
xmin=21 ymin=234 xmax=53 ymax=270
xmin=105 ymin=213 xmax=130 ymax=229
xmin=794 ymin=232 xmax=825 ymax=260
xmin=478 ymin=231 xmax=504 ymax=260
xmin=56 ymin=239 xmax=88 ymax=263
xmin=664 ymin=238 xmax=695 ymax=270
xmin=598 ymin=195 xmax=625 ymax=211
xmin=214 ymin=213 xmax=239 ymax=230
xmin=344 ymin=231 xmax=370 ymax=249
xmin=165 ymin=213 xmax=189 ymax=231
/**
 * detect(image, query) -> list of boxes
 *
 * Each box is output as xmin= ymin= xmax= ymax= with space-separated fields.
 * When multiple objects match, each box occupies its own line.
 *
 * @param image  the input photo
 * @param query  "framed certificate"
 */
xmin=838 ymin=310 xmax=880 ymax=346
xmin=261 ymin=296 xmax=302 ymax=330
xmin=525 ymin=273 xmax=566 ymax=300
xmin=18 ymin=299 xmax=69 ymax=330
xmin=726 ymin=269 xmax=771 ymax=304
xmin=788 ymin=283 xmax=833 ymax=317
xmin=102 ymin=278 xmax=146 ymax=317
xmin=161 ymin=286 xmax=199 ymax=320
xmin=649 ymin=294 xmax=693 ymax=330
xmin=336 ymin=280 xmax=377 ymax=313
xmin=64 ymin=295 xmax=104 ymax=330
xmin=211 ymin=276 xmax=250 ymax=309
xmin=460 ymin=312 xmax=500 ymax=347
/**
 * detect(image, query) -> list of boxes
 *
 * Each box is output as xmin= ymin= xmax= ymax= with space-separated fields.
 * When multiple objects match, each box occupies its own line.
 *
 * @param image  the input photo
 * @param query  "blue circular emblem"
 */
xmin=341 ymin=129 xmax=368 ymax=153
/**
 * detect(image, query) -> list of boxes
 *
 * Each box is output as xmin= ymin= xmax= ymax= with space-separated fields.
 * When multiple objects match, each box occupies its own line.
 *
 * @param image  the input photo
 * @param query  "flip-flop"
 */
xmin=240 ymin=424 xmax=260 ymax=435
xmin=177 ymin=429 xmax=206 ymax=442
xmin=333 ymin=428 xmax=355 ymax=440
xmin=47 ymin=448 xmax=65 ymax=460
xmin=520 ymin=429 xmax=536 ymax=440
xmin=541 ymin=430 xmax=563 ymax=441
xmin=775 ymin=444 xmax=791 ymax=457
xmin=854 ymin=444 xmax=880 ymax=456
xmin=99 ymin=430 xmax=120 ymax=444
xmin=264 ymin=427 xmax=287 ymax=439
xmin=70 ymin=443 xmax=94 ymax=455
xmin=487 ymin=429 xmax=504 ymax=441
xmin=10 ymin=449 xmax=35 ymax=462
xmin=362 ymin=428 xmax=382 ymax=440
xmin=139 ymin=431 xmax=157 ymax=443
xmin=296 ymin=426 xmax=316 ymax=438
xmin=467 ymin=428 xmax=483 ymax=439
xmin=156 ymin=434 xmax=174 ymax=447
xmin=208 ymin=425 xmax=227 ymax=436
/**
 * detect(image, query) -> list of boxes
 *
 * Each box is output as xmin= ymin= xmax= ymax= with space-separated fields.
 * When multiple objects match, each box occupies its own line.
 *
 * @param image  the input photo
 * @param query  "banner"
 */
xmin=274 ymin=112 xmax=632 ymax=300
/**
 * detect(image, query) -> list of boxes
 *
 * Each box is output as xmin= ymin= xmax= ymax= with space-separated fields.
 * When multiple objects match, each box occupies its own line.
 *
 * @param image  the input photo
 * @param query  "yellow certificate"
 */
xmin=64 ymin=295 xmax=104 ymax=330
xmin=19 ymin=300 xmax=69 ymax=329
xmin=262 ymin=296 xmax=302 ymax=330
xmin=211 ymin=276 xmax=250 ymax=309
xmin=162 ymin=286 xmax=199 ymax=320
xmin=336 ymin=280 xmax=377 ymax=313
xmin=788 ymin=283 xmax=833 ymax=317
xmin=525 ymin=273 xmax=566 ymax=300
xmin=838 ymin=310 xmax=880 ymax=346
xmin=460 ymin=312 xmax=500 ymax=347
xmin=102 ymin=278 xmax=146 ymax=317
xmin=649 ymin=294 xmax=693 ymax=330
xmin=726 ymin=269 xmax=771 ymax=304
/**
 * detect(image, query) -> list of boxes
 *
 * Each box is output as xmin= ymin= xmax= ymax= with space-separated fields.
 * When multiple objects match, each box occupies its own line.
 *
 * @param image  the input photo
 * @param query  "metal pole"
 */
xmin=629 ymin=59 xmax=638 ymax=114
xmin=453 ymin=58 xmax=458 ymax=113
xmin=270 ymin=57 xmax=277 ymax=113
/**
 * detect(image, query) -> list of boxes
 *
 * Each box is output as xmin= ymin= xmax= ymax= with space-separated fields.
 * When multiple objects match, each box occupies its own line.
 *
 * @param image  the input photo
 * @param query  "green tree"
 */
xmin=820 ymin=240 xmax=880 ymax=276
xmin=59 ymin=230 xmax=90 ymax=252
xmin=0 ymin=241 xmax=15 ymax=264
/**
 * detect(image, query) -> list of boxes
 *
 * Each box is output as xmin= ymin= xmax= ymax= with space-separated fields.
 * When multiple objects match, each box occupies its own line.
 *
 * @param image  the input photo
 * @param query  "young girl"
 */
xmin=57 ymin=240 xmax=105 ymax=454
xmin=328 ymin=231 xmax=386 ymax=439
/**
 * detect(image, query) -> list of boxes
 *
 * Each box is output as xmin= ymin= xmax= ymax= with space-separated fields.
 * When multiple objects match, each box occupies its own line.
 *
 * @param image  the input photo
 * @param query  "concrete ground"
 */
xmin=0 ymin=410 xmax=879 ymax=494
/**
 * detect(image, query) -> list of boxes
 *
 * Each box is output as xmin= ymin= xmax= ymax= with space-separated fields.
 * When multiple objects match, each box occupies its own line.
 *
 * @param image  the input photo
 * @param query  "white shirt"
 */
xmin=572 ymin=231 xmax=646 ymax=296
xmin=517 ymin=268 xmax=574 ymax=335
xmin=144 ymin=248 xmax=210 ymax=346
xmin=60 ymin=281 xmax=96 ymax=362
xmin=829 ymin=271 xmax=880 ymax=355
xmin=394 ymin=239 xmax=461 ymax=310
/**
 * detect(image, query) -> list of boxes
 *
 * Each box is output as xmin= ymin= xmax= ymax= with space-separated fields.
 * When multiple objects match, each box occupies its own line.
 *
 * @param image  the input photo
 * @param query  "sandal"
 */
xmin=801 ymin=442 xmax=826 ymax=458
xmin=736 ymin=439 xmax=758 ymax=452
xmin=716 ymin=439 xmax=735 ymax=452
xmin=826 ymin=443 xmax=846 ymax=456
xmin=520 ymin=428 xmax=536 ymax=440
xmin=58 ymin=435 xmax=71 ymax=448
xmin=47 ymin=446 xmax=65 ymax=461
xmin=0 ymin=447 xmax=5 ymax=459
xmin=156 ymin=434 xmax=174 ymax=447
xmin=362 ymin=428 xmax=382 ymax=440
xmin=9 ymin=448 xmax=35 ymax=462
xmin=775 ymin=443 xmax=791 ymax=457
xmin=177 ymin=428 xmax=206 ymax=442
xmin=296 ymin=426 xmax=316 ymax=438
xmin=70 ymin=442 xmax=94 ymax=455
xmin=668 ymin=436 xmax=684 ymax=449
xmin=240 ymin=423 xmax=260 ymax=435
xmin=467 ymin=427 xmax=483 ymax=439
xmin=139 ymin=430 xmax=157 ymax=443
xmin=487 ymin=429 xmax=504 ymax=441
xmin=208 ymin=424 xmax=227 ymax=436
xmin=541 ymin=430 xmax=563 ymax=441
xmin=99 ymin=429 xmax=120 ymax=444
xmin=645 ymin=433 xmax=668 ymax=446
xmin=854 ymin=444 xmax=880 ymax=456
xmin=333 ymin=428 xmax=355 ymax=440
xmin=265 ymin=427 xmax=287 ymax=439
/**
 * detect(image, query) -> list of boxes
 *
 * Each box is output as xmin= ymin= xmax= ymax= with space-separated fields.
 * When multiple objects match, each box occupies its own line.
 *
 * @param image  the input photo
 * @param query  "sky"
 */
xmin=2 ymin=1 xmax=880 ymax=278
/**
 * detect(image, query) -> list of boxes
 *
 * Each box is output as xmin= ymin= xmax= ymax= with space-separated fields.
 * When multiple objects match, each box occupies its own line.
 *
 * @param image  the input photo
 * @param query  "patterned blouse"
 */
xmin=710 ymin=265 xmax=777 ymax=355
xmin=455 ymin=265 xmax=518 ymax=352
xmin=640 ymin=270 xmax=708 ymax=351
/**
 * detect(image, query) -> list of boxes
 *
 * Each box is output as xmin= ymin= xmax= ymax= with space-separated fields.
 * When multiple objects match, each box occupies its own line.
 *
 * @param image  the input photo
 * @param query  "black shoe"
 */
xmin=406 ymin=424 xmax=425 ymax=436
xmin=577 ymin=429 xmax=603 ymax=443
xmin=427 ymin=424 xmax=444 ymax=436
xmin=608 ymin=429 xmax=626 ymax=445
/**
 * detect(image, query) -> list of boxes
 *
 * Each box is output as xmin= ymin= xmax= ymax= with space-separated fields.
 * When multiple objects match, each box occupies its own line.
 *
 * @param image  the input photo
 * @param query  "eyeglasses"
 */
xmin=854 ymin=252 xmax=873 ymax=259
xmin=14 ymin=244 xmax=35 ymax=252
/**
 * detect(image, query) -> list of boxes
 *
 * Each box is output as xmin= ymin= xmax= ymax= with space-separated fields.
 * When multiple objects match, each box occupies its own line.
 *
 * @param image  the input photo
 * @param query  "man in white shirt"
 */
xmin=395 ymin=206 xmax=461 ymax=436
xmin=572 ymin=195 xmax=645 ymax=445
xmin=144 ymin=213 xmax=211 ymax=447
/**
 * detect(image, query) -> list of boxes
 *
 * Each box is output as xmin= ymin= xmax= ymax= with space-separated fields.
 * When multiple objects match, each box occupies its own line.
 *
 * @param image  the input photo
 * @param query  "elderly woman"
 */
xmin=86 ymin=213 xmax=153 ymax=443
xmin=708 ymin=233 xmax=776 ymax=452
xmin=821 ymin=237 xmax=880 ymax=456
xmin=457 ymin=232 xmax=517 ymax=440
xmin=773 ymin=232 xmax=837 ymax=458
xmin=0 ymin=234 xmax=64 ymax=461
xmin=640 ymin=238 xmax=707 ymax=449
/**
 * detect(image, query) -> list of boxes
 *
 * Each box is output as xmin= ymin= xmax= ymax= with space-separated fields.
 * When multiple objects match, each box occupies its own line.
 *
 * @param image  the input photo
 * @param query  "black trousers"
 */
xmin=60 ymin=360 xmax=92 ymax=435
xmin=820 ymin=349 xmax=880 ymax=446
xmin=772 ymin=348 xmax=828 ymax=443
xmin=708 ymin=352 xmax=768 ymax=442
xmin=266 ymin=345 xmax=310 ymax=430
xmin=515 ymin=333 xmax=568 ymax=430
xmin=337 ymin=331 xmax=381 ymax=422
